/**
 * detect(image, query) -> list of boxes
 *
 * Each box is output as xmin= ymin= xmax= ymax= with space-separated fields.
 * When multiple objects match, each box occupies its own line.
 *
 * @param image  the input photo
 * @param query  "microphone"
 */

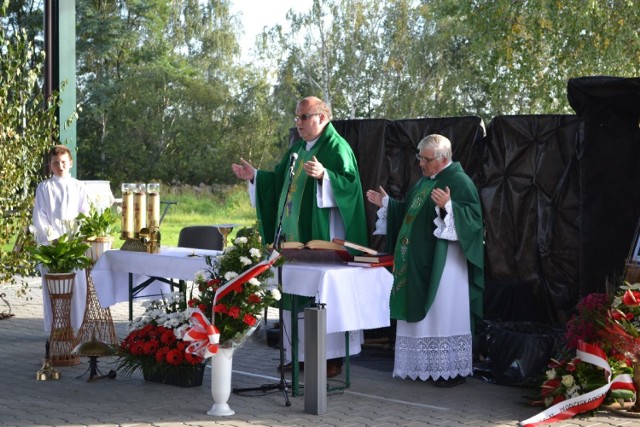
xmin=289 ymin=153 xmax=298 ymax=175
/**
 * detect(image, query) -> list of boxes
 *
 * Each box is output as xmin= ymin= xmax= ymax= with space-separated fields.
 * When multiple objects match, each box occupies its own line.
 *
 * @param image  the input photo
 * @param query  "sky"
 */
xmin=230 ymin=0 xmax=314 ymax=61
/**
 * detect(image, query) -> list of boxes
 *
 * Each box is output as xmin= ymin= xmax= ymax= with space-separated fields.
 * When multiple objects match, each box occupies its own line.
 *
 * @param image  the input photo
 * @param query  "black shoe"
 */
xmin=434 ymin=375 xmax=466 ymax=387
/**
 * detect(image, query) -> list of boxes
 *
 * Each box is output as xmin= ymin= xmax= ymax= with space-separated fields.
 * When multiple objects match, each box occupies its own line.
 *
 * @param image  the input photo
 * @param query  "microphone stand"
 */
xmin=232 ymin=158 xmax=297 ymax=406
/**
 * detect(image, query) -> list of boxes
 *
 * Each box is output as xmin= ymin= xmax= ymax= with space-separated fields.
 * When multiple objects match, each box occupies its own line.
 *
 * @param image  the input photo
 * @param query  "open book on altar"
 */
xmin=278 ymin=239 xmax=346 ymax=251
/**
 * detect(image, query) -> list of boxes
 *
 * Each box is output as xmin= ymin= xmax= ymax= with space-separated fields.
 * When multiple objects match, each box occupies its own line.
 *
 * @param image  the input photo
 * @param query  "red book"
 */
xmin=353 ymin=254 xmax=394 ymax=263
xmin=347 ymin=260 xmax=394 ymax=268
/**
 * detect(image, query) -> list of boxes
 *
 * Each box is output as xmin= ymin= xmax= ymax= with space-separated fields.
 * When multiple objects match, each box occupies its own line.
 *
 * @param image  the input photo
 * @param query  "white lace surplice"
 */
xmin=393 ymin=241 xmax=472 ymax=381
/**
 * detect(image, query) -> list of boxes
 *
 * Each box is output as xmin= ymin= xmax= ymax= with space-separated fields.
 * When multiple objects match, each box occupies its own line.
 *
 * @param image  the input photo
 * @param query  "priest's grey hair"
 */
xmin=417 ymin=134 xmax=452 ymax=160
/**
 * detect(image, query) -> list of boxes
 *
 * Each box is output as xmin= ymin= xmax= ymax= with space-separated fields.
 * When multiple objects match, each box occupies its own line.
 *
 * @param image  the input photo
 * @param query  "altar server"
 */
xmin=33 ymin=145 xmax=90 ymax=333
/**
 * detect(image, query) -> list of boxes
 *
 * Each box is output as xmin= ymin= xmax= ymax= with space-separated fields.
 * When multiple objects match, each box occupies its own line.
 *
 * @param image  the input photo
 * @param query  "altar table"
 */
xmin=281 ymin=261 xmax=393 ymax=395
xmin=91 ymin=246 xmax=221 ymax=320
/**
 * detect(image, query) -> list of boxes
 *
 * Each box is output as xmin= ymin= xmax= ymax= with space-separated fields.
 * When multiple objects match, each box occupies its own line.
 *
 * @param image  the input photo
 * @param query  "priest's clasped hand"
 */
xmin=431 ymin=186 xmax=451 ymax=209
xmin=303 ymin=155 xmax=325 ymax=179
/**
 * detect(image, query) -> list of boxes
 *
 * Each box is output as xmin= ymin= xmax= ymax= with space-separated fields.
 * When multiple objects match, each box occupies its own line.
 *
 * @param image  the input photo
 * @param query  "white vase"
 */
xmin=85 ymin=236 xmax=114 ymax=263
xmin=207 ymin=347 xmax=235 ymax=416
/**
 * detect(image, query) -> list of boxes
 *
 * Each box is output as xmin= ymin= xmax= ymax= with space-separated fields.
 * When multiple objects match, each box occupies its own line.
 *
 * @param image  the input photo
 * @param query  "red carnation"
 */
xmin=214 ymin=303 xmax=228 ymax=314
xmin=243 ymin=314 xmax=257 ymax=326
xmin=228 ymin=306 xmax=241 ymax=319
xmin=248 ymin=294 xmax=261 ymax=304
xmin=208 ymin=278 xmax=221 ymax=288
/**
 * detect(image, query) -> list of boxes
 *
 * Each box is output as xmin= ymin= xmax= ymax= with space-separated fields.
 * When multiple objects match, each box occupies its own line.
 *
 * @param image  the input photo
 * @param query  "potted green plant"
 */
xmin=27 ymin=231 xmax=93 ymax=274
xmin=76 ymin=204 xmax=119 ymax=262
xmin=26 ymin=225 xmax=93 ymax=366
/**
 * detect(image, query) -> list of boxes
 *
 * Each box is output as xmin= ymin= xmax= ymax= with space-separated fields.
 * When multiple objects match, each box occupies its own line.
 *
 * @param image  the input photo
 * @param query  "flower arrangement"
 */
xmin=116 ymin=292 xmax=204 ymax=381
xmin=537 ymin=352 xmax=634 ymax=409
xmin=525 ymin=286 xmax=640 ymax=425
xmin=187 ymin=225 xmax=281 ymax=348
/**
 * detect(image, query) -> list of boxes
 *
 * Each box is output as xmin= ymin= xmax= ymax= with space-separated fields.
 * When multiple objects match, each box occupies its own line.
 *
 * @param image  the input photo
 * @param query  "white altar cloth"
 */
xmin=92 ymin=246 xmax=221 ymax=308
xmin=281 ymin=262 xmax=393 ymax=334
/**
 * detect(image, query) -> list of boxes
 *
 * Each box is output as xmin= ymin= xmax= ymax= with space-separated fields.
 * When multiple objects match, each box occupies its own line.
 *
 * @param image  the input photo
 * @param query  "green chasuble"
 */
xmin=254 ymin=122 xmax=368 ymax=247
xmin=386 ymin=162 xmax=484 ymax=330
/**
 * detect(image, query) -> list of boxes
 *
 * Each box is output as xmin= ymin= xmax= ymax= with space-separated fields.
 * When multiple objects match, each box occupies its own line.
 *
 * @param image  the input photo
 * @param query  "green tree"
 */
xmin=76 ymin=0 xmax=282 ymax=186
xmin=0 ymin=3 xmax=60 ymax=291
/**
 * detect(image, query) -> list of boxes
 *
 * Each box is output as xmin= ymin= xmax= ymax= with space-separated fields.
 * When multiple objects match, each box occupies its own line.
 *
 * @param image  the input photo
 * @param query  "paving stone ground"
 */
xmin=0 ymin=277 xmax=636 ymax=427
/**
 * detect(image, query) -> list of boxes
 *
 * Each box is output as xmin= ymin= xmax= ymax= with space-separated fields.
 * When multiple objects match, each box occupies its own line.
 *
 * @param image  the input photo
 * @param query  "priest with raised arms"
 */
xmin=367 ymin=134 xmax=484 ymax=387
xmin=231 ymin=96 xmax=368 ymax=378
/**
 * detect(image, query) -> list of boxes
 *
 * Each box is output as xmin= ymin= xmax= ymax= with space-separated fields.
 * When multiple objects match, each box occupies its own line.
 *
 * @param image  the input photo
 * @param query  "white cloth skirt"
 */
xmin=393 ymin=242 xmax=473 ymax=381
xmin=41 ymin=268 xmax=87 ymax=333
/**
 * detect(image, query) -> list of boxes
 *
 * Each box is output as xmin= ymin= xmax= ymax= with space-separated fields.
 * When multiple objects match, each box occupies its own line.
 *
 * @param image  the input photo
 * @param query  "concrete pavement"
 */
xmin=0 ymin=277 xmax=636 ymax=427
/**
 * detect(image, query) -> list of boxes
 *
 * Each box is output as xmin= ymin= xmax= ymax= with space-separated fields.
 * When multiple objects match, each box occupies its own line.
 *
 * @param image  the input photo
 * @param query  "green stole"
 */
xmin=277 ymin=148 xmax=314 ymax=242
xmin=390 ymin=178 xmax=447 ymax=320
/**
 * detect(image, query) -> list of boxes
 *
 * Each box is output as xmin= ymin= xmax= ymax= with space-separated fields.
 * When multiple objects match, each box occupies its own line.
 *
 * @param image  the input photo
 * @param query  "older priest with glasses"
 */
xmin=366 ymin=134 xmax=484 ymax=387
xmin=231 ymin=96 xmax=368 ymax=378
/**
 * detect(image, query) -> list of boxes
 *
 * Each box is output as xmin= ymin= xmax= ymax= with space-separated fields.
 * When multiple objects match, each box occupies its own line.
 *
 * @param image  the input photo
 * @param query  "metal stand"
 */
xmin=232 ymin=157 xmax=297 ymax=407
xmin=304 ymin=304 xmax=327 ymax=414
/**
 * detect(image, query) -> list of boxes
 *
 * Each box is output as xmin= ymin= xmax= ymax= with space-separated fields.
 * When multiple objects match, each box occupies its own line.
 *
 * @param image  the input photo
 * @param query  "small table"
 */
xmin=91 ymin=247 xmax=221 ymax=320
xmin=281 ymin=262 xmax=393 ymax=395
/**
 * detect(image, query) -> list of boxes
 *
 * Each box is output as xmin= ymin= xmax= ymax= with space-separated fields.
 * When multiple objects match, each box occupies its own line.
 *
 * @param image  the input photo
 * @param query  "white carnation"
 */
xmin=240 ymin=256 xmax=252 ymax=266
xmin=194 ymin=270 xmax=206 ymax=282
xmin=248 ymin=277 xmax=260 ymax=286
xmin=249 ymin=248 xmax=261 ymax=259
xmin=224 ymin=271 xmax=238 ymax=281
xmin=234 ymin=236 xmax=248 ymax=245
xmin=270 ymin=288 xmax=281 ymax=301
xmin=561 ymin=375 xmax=574 ymax=388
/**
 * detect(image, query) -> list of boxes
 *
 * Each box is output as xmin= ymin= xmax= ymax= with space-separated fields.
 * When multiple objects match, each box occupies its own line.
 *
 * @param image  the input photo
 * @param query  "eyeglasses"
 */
xmin=294 ymin=113 xmax=319 ymax=122
xmin=415 ymin=153 xmax=441 ymax=163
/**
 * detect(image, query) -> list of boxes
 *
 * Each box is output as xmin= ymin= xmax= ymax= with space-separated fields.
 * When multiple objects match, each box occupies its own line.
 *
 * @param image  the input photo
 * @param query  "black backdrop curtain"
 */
xmin=568 ymin=76 xmax=640 ymax=298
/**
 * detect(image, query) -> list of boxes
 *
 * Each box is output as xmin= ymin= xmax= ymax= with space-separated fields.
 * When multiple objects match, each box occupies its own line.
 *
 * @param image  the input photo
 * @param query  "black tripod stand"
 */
xmin=232 ymin=154 xmax=299 ymax=406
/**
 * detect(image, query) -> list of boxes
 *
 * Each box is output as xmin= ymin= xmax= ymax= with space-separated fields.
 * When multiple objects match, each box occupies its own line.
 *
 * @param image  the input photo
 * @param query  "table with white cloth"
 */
xmin=91 ymin=246 xmax=221 ymax=320
xmin=280 ymin=262 xmax=393 ymax=395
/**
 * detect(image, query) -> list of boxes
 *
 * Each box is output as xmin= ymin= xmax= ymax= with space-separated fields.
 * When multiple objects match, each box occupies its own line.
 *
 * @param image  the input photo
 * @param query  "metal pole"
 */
xmin=304 ymin=304 xmax=327 ymax=415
